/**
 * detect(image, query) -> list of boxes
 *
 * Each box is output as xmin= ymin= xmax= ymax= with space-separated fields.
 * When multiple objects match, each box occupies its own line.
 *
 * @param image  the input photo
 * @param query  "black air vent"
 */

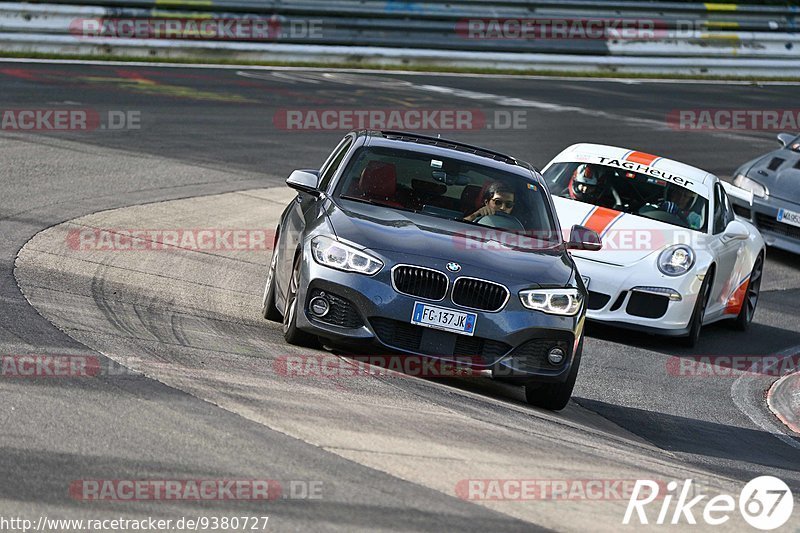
xmin=767 ymin=157 xmax=785 ymax=171
xmin=452 ymin=278 xmax=509 ymax=312
xmin=588 ymin=291 xmax=611 ymax=310
xmin=392 ymin=266 xmax=448 ymax=300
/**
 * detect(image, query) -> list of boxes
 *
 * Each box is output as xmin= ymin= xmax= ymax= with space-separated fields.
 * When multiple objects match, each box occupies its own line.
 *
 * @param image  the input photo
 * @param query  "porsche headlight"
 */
xmin=658 ymin=245 xmax=695 ymax=277
xmin=519 ymin=288 xmax=583 ymax=316
xmin=311 ymin=236 xmax=383 ymax=275
xmin=733 ymin=174 xmax=767 ymax=198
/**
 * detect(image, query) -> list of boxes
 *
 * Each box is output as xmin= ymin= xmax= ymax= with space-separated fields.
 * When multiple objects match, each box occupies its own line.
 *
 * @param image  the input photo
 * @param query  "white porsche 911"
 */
xmin=541 ymin=144 xmax=766 ymax=347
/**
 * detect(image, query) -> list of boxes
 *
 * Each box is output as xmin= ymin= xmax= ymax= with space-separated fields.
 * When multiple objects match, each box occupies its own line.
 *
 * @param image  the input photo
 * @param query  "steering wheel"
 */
xmin=638 ymin=206 xmax=685 ymax=227
xmin=474 ymin=211 xmax=525 ymax=231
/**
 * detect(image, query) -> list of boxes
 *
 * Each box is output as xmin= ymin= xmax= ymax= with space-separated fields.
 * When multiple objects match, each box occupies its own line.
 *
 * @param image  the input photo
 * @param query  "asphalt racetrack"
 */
xmin=1 ymin=61 xmax=799 ymax=531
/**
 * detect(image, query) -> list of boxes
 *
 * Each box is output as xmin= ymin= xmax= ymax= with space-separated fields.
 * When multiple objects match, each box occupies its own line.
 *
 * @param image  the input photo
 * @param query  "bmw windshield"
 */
xmin=333 ymin=146 xmax=561 ymax=248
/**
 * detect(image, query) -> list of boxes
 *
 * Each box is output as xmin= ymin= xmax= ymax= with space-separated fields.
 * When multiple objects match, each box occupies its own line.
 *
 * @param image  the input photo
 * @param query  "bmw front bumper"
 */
xmin=293 ymin=246 xmax=584 ymax=383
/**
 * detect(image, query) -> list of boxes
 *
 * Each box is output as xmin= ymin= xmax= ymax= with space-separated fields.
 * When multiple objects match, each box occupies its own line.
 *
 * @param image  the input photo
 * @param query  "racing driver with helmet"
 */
xmin=568 ymin=164 xmax=619 ymax=209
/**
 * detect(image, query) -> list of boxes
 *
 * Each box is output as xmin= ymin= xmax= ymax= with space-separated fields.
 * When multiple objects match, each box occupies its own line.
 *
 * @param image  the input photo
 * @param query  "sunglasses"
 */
xmin=491 ymin=198 xmax=515 ymax=209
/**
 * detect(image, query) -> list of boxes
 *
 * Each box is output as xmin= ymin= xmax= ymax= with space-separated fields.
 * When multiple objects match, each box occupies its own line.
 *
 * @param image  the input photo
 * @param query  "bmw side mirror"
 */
xmin=777 ymin=133 xmax=795 ymax=147
xmin=286 ymin=169 xmax=321 ymax=196
xmin=567 ymin=225 xmax=602 ymax=251
xmin=722 ymin=220 xmax=749 ymax=242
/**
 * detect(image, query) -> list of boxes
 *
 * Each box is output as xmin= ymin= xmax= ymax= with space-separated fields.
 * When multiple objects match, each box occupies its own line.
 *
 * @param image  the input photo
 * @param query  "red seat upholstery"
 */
xmin=356 ymin=161 xmax=403 ymax=207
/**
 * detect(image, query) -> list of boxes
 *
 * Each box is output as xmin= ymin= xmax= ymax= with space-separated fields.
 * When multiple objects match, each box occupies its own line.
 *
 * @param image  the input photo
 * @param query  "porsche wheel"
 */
xmin=682 ymin=274 xmax=712 ymax=348
xmin=733 ymin=254 xmax=763 ymax=332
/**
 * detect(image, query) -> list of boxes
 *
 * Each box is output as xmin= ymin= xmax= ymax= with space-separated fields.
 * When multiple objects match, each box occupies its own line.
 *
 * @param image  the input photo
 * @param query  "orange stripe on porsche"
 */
xmin=625 ymin=151 xmax=660 ymax=166
xmin=583 ymin=207 xmax=621 ymax=236
xmin=724 ymin=276 xmax=750 ymax=315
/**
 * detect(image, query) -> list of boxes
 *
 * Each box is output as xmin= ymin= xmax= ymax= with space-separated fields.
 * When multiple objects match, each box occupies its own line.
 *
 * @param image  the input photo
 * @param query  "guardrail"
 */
xmin=0 ymin=1 xmax=798 ymax=75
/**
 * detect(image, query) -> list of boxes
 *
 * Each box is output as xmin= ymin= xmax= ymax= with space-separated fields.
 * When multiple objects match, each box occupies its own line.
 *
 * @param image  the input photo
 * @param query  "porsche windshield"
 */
xmin=334 ymin=146 xmax=560 ymax=245
xmin=543 ymin=161 xmax=709 ymax=232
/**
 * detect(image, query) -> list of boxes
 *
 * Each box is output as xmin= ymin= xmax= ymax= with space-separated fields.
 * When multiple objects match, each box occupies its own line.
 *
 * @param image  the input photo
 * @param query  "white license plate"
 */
xmin=411 ymin=302 xmax=476 ymax=336
xmin=777 ymin=208 xmax=800 ymax=229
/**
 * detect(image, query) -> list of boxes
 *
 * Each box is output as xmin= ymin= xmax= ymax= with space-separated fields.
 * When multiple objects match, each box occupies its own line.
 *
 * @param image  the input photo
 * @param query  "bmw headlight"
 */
xmin=311 ymin=236 xmax=383 ymax=275
xmin=733 ymin=174 xmax=767 ymax=198
xmin=658 ymin=245 xmax=695 ymax=276
xmin=519 ymin=288 xmax=583 ymax=316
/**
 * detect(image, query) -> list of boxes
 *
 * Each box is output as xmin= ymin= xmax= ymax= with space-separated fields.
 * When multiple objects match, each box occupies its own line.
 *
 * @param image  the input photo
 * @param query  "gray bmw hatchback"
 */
xmin=262 ymin=131 xmax=601 ymax=410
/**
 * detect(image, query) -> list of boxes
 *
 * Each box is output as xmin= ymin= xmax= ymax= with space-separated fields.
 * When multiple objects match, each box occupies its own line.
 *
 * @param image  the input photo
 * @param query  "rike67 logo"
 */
xmin=624 ymin=476 xmax=794 ymax=530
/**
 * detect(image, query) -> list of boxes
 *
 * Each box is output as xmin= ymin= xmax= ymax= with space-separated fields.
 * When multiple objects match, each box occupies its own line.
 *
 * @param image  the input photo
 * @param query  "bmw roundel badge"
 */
xmin=446 ymin=262 xmax=461 ymax=273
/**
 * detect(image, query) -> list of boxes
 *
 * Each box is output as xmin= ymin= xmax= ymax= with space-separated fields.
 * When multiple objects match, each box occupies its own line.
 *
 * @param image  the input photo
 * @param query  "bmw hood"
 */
xmin=552 ymin=196 xmax=704 ymax=267
xmin=327 ymin=199 xmax=575 ymax=287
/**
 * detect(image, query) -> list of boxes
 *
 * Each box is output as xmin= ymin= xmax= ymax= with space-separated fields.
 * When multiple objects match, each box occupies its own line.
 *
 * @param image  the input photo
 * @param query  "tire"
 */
xmin=282 ymin=254 xmax=319 ymax=347
xmin=732 ymin=254 xmax=763 ymax=332
xmin=261 ymin=249 xmax=282 ymax=322
xmin=682 ymin=273 xmax=712 ymax=348
xmin=524 ymin=336 xmax=583 ymax=411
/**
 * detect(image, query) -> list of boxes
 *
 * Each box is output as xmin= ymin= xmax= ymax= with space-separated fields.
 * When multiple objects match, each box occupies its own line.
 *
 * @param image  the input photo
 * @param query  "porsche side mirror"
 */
xmin=566 ymin=225 xmax=602 ymax=251
xmin=286 ymin=169 xmax=321 ymax=196
xmin=777 ymin=132 xmax=795 ymax=147
xmin=722 ymin=220 xmax=749 ymax=242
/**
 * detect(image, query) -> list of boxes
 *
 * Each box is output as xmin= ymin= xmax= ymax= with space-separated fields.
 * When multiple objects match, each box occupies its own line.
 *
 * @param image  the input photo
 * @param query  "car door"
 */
xmin=706 ymin=182 xmax=743 ymax=317
xmin=276 ymin=135 xmax=354 ymax=308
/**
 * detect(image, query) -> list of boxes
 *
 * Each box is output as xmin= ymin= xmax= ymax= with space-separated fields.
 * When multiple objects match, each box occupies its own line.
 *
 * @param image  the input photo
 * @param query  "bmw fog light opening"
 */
xmin=309 ymin=295 xmax=330 ymax=317
xmin=311 ymin=236 xmax=383 ymax=275
xmin=519 ymin=288 xmax=583 ymax=316
xmin=658 ymin=245 xmax=695 ymax=277
xmin=547 ymin=347 xmax=565 ymax=365
xmin=733 ymin=174 xmax=767 ymax=199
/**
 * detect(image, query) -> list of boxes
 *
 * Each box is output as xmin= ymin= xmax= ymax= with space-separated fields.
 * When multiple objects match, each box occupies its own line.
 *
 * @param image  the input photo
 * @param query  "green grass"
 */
xmin=2 ymin=50 xmax=799 ymax=82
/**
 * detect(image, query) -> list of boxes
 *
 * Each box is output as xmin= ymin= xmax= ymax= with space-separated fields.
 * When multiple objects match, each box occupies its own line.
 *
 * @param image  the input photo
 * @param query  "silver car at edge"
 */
xmin=730 ymin=132 xmax=800 ymax=255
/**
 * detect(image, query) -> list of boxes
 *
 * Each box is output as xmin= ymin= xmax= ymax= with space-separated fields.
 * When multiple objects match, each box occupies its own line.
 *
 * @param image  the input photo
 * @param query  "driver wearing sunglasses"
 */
xmin=464 ymin=182 xmax=515 ymax=222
